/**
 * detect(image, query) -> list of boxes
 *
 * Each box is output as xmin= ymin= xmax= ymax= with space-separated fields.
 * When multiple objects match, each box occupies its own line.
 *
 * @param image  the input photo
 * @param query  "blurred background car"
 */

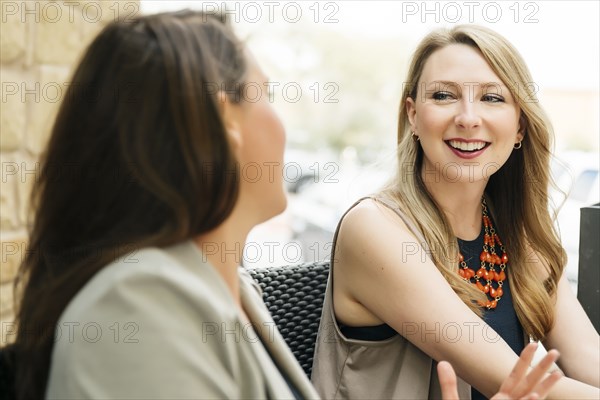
xmin=550 ymin=151 xmax=600 ymax=293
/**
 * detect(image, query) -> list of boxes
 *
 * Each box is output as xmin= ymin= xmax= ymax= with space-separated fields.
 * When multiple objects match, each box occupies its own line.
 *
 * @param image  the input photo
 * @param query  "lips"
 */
xmin=446 ymin=140 xmax=489 ymax=152
xmin=444 ymin=139 xmax=490 ymax=159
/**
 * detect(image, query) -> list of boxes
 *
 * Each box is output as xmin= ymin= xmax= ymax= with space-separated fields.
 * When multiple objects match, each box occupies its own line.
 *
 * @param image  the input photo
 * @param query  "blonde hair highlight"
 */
xmin=383 ymin=25 xmax=566 ymax=340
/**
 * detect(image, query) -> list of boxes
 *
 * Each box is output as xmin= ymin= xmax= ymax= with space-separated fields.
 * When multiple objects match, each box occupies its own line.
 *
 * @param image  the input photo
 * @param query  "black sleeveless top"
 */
xmin=339 ymin=223 xmax=525 ymax=400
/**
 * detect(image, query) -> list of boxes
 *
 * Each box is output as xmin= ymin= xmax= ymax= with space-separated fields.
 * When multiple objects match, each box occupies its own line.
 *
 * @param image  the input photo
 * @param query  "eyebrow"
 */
xmin=426 ymin=80 xmax=510 ymax=91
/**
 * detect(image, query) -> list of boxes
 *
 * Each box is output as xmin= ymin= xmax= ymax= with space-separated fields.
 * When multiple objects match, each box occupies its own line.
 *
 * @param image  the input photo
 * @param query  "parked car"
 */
xmin=288 ymin=165 xmax=391 ymax=259
xmin=550 ymin=151 xmax=600 ymax=292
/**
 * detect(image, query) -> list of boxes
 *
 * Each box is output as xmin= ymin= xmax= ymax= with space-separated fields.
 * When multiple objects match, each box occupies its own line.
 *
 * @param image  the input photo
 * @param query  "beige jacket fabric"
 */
xmin=311 ymin=196 xmax=471 ymax=399
xmin=46 ymin=240 xmax=320 ymax=399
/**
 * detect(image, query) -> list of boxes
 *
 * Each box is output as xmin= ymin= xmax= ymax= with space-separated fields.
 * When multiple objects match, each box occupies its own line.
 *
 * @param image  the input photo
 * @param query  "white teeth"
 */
xmin=448 ymin=140 xmax=487 ymax=151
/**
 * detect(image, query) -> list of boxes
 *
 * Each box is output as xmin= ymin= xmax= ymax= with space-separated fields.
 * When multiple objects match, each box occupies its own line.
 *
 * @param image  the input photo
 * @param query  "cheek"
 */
xmin=240 ymin=103 xmax=286 ymax=166
xmin=495 ymin=111 xmax=520 ymax=142
xmin=269 ymin=106 xmax=286 ymax=154
xmin=268 ymin=110 xmax=286 ymax=153
xmin=417 ymin=105 xmax=451 ymax=133
xmin=496 ymin=103 xmax=520 ymax=128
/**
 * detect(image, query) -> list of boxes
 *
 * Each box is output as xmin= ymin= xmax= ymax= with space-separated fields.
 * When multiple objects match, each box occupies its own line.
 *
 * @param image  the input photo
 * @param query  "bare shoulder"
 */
xmin=333 ymin=198 xmax=423 ymax=326
xmin=336 ymin=198 xmax=415 ymax=248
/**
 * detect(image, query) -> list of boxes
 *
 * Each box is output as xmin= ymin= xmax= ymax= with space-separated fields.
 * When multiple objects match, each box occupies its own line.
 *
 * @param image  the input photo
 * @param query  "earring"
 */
xmin=411 ymin=131 xmax=420 ymax=142
xmin=514 ymin=140 xmax=522 ymax=149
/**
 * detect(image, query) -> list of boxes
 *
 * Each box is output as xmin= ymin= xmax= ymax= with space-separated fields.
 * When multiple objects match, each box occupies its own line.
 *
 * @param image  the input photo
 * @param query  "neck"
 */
xmin=193 ymin=206 xmax=254 ymax=309
xmin=422 ymin=168 xmax=486 ymax=241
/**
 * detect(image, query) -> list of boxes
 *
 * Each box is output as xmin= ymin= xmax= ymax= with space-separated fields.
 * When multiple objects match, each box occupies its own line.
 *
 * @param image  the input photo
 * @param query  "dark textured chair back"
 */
xmin=0 ymin=344 xmax=16 ymax=400
xmin=248 ymin=261 xmax=330 ymax=378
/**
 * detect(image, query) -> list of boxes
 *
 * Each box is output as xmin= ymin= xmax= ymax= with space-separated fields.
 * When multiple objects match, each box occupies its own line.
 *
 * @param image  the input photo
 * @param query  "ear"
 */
xmin=218 ymin=91 xmax=243 ymax=152
xmin=405 ymin=96 xmax=417 ymax=132
xmin=516 ymin=131 xmax=524 ymax=143
xmin=517 ymin=113 xmax=527 ymax=142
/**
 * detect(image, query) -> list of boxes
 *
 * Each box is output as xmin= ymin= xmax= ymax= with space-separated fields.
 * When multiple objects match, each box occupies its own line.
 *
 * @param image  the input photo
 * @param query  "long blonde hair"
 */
xmin=383 ymin=25 xmax=565 ymax=340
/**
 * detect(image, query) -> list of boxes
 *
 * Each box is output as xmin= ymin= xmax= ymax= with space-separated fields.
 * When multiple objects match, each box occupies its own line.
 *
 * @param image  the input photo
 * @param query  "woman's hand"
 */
xmin=438 ymin=343 xmax=563 ymax=400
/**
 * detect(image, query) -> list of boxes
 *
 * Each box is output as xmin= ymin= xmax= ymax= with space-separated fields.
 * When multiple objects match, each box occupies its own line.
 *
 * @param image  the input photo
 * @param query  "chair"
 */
xmin=248 ymin=260 xmax=330 ymax=378
xmin=0 ymin=344 xmax=16 ymax=400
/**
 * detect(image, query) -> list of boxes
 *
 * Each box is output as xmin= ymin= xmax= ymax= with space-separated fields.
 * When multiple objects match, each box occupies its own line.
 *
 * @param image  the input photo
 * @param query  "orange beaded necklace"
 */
xmin=457 ymin=198 xmax=508 ymax=310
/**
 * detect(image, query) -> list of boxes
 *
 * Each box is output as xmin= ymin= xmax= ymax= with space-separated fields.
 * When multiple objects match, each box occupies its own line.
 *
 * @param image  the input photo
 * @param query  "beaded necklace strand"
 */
xmin=458 ymin=198 xmax=508 ymax=310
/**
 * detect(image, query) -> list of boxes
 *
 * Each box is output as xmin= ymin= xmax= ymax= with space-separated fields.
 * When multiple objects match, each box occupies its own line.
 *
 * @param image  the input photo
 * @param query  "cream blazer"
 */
xmin=46 ymin=240 xmax=320 ymax=399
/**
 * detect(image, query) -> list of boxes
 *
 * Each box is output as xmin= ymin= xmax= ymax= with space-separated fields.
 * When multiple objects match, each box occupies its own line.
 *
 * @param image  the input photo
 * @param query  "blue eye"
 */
xmin=482 ymin=94 xmax=505 ymax=103
xmin=432 ymin=91 xmax=454 ymax=101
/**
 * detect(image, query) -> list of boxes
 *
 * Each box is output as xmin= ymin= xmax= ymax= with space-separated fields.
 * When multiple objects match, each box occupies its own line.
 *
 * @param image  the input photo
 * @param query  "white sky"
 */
xmin=140 ymin=1 xmax=600 ymax=91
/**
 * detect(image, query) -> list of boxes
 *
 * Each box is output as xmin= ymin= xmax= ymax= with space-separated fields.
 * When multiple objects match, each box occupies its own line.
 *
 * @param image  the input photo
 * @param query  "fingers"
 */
xmin=521 ymin=349 xmax=560 ymax=395
xmin=531 ymin=370 xmax=563 ymax=399
xmin=494 ymin=345 xmax=562 ymax=400
xmin=437 ymin=361 xmax=460 ymax=400
xmin=498 ymin=342 xmax=539 ymax=393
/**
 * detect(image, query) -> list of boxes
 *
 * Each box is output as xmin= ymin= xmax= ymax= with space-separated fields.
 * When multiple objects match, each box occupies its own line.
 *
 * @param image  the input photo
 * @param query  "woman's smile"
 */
xmin=445 ymin=139 xmax=491 ymax=159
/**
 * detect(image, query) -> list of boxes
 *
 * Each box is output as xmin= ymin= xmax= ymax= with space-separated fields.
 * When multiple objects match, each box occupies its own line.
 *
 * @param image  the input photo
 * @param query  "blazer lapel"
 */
xmin=239 ymin=269 xmax=320 ymax=400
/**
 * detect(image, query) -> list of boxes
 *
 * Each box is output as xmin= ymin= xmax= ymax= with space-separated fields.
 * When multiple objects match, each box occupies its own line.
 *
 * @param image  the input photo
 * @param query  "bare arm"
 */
xmin=542 ymin=271 xmax=600 ymax=387
xmin=333 ymin=200 xmax=599 ymax=399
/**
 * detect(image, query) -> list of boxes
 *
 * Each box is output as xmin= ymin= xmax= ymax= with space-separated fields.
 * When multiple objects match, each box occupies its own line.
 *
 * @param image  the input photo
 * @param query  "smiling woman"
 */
xmin=311 ymin=24 xmax=600 ymax=400
xmin=406 ymin=43 xmax=523 ymax=184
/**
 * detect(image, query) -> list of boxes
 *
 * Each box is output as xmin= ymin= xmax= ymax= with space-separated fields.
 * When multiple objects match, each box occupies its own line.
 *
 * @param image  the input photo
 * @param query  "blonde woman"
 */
xmin=311 ymin=25 xmax=600 ymax=399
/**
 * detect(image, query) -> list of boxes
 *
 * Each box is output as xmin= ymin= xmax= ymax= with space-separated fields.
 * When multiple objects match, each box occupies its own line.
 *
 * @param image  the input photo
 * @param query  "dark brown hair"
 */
xmin=14 ymin=10 xmax=247 ymax=399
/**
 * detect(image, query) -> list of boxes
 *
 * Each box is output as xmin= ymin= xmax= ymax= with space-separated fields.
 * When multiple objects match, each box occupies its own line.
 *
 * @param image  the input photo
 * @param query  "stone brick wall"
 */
xmin=1 ymin=0 xmax=140 ymax=346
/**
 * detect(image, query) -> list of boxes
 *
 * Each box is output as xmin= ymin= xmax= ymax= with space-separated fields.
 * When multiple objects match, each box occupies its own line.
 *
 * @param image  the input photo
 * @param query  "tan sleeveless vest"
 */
xmin=310 ymin=196 xmax=472 ymax=399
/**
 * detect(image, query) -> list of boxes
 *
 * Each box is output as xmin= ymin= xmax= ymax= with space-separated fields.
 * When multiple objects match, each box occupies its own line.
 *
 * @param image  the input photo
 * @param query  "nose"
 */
xmin=454 ymin=98 xmax=481 ymax=130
